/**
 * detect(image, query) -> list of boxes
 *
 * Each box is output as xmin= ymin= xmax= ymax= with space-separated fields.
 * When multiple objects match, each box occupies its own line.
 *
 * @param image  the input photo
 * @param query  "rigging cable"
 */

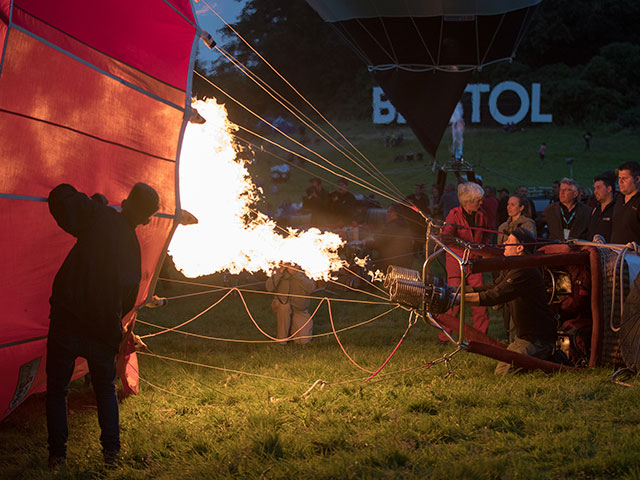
xmin=196 ymin=71 xmax=413 ymax=209
xmin=200 ymin=0 xmax=404 ymax=200
xmin=137 ymin=305 xmax=401 ymax=344
xmin=213 ymin=45 xmax=405 ymax=200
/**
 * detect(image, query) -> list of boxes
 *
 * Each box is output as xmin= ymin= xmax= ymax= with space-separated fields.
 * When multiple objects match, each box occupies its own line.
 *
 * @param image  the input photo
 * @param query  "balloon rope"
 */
xmin=212 ymin=45 xmax=404 ymax=200
xmin=141 ymin=289 xmax=234 ymax=338
xmin=136 ymin=305 xmax=400 ymax=344
xmin=235 ymin=288 xmax=316 ymax=342
xmin=200 ymin=1 xmax=405 ymax=201
xmin=138 ymin=351 xmax=308 ymax=385
xmin=158 ymin=279 xmax=393 ymax=304
xmin=365 ymin=315 xmax=414 ymax=381
xmin=327 ymin=298 xmax=374 ymax=373
xmin=232 ymin=133 xmax=337 ymax=188
xmin=196 ymin=70 xmax=412 ymax=209
xmin=137 ymin=348 xmax=456 ymax=392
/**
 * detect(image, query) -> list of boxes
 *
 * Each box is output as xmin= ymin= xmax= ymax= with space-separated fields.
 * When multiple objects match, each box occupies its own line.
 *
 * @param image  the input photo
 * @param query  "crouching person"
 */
xmin=460 ymin=228 xmax=557 ymax=375
xmin=266 ymin=264 xmax=315 ymax=344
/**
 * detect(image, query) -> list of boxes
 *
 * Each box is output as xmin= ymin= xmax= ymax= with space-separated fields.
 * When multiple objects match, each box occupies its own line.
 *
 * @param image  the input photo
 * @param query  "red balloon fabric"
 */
xmin=0 ymin=0 xmax=197 ymax=420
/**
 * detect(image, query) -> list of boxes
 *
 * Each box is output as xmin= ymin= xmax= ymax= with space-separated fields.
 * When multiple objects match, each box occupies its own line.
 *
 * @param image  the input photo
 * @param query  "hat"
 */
xmin=510 ymin=227 xmax=535 ymax=254
xmin=127 ymin=183 xmax=160 ymax=219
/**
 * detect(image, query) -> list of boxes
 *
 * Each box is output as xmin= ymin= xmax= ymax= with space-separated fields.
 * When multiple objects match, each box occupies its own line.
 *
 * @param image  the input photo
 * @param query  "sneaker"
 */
xmin=551 ymin=349 xmax=572 ymax=366
xmin=48 ymin=455 xmax=66 ymax=470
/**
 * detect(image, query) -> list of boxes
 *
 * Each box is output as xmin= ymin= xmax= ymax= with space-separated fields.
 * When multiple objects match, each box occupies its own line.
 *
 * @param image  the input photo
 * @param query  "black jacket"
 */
xmin=474 ymin=266 xmax=556 ymax=343
xmin=611 ymin=192 xmax=640 ymax=244
xmin=541 ymin=201 xmax=590 ymax=241
xmin=588 ymin=198 xmax=616 ymax=242
xmin=48 ymin=184 xmax=141 ymax=352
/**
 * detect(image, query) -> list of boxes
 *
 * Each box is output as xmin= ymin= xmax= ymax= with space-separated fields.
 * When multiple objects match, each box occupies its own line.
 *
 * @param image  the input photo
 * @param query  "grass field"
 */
xmin=247 ymin=122 xmax=640 ymax=211
xmin=1 ymin=125 xmax=640 ymax=479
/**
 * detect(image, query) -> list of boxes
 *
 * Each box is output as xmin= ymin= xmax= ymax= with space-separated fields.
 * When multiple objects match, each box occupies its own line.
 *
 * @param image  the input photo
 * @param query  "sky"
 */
xmin=193 ymin=0 xmax=247 ymax=64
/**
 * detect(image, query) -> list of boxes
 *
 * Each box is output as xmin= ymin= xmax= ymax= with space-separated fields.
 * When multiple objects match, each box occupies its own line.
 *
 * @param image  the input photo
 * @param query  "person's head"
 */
xmin=387 ymin=203 xmax=401 ymax=221
xmin=484 ymin=186 xmax=496 ymax=198
xmin=507 ymin=195 xmax=526 ymax=219
xmin=552 ymin=180 xmax=560 ymax=197
xmin=121 ymin=183 xmax=160 ymax=227
xmin=498 ymin=187 xmax=509 ymax=199
xmin=516 ymin=185 xmax=528 ymax=197
xmin=413 ymin=183 xmax=425 ymax=196
xmin=337 ymin=179 xmax=349 ymax=193
xmin=280 ymin=261 xmax=297 ymax=275
xmin=504 ymin=228 xmax=535 ymax=257
xmin=310 ymin=177 xmax=322 ymax=188
xmin=617 ymin=161 xmax=640 ymax=196
xmin=592 ymin=172 xmax=615 ymax=205
xmin=457 ymin=182 xmax=484 ymax=214
xmin=558 ymin=178 xmax=578 ymax=207
xmin=578 ymin=186 xmax=591 ymax=204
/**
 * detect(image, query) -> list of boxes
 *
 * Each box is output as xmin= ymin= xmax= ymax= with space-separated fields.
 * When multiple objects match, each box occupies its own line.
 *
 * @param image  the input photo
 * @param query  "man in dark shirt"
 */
xmin=302 ymin=177 xmax=328 ymax=225
xmin=540 ymin=178 xmax=590 ymax=240
xmin=328 ymin=179 xmax=356 ymax=225
xmin=462 ymin=228 xmax=557 ymax=375
xmin=611 ymin=161 xmax=640 ymax=244
xmin=588 ymin=172 xmax=616 ymax=243
xmin=46 ymin=183 xmax=159 ymax=468
xmin=405 ymin=183 xmax=430 ymax=216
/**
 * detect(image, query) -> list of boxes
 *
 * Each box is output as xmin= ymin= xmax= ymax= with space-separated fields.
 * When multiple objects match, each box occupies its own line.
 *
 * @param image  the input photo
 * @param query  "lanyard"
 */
xmin=561 ymin=207 xmax=575 ymax=228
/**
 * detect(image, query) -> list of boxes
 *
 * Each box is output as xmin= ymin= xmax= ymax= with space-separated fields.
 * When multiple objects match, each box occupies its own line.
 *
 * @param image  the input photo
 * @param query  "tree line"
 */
xmin=195 ymin=0 xmax=640 ymax=129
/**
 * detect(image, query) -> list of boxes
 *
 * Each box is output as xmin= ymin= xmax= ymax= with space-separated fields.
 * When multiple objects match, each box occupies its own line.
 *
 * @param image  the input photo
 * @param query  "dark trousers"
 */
xmin=46 ymin=333 xmax=120 ymax=458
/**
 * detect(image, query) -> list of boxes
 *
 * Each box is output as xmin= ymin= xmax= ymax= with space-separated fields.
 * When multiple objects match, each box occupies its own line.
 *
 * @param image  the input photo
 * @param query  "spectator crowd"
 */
xmin=272 ymin=161 xmax=640 ymax=280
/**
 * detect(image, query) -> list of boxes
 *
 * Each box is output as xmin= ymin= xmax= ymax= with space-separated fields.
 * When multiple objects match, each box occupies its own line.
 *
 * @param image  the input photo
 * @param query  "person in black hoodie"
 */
xmin=46 ymin=183 xmax=159 ymax=468
xmin=461 ymin=228 xmax=557 ymax=375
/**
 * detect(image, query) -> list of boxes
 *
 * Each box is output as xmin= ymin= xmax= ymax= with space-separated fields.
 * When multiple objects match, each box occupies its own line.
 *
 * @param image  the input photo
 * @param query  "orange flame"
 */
xmin=168 ymin=99 xmax=345 ymax=280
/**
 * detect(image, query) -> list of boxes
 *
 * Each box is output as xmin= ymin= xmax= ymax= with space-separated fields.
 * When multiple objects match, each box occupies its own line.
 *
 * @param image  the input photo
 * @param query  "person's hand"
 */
xmin=439 ymin=233 xmax=455 ymax=245
xmin=131 ymin=333 xmax=148 ymax=352
xmin=145 ymin=295 xmax=167 ymax=308
xmin=91 ymin=193 xmax=108 ymax=205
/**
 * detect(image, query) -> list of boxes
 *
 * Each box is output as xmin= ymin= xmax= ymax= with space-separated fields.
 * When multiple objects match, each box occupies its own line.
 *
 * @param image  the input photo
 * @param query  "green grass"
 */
xmin=2 ymin=125 xmax=640 ymax=478
xmin=247 ymin=122 xmax=640 ymax=210
xmin=2 ymin=278 xmax=640 ymax=479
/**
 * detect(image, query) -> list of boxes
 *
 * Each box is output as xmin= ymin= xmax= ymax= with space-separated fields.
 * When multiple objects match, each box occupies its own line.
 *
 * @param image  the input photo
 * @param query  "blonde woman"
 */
xmin=438 ymin=182 xmax=491 ymax=341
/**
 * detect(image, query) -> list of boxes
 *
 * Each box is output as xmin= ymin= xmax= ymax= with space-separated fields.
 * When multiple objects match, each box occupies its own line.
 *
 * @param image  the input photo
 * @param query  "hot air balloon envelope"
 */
xmin=306 ymin=0 xmax=542 ymax=156
xmin=0 ymin=0 xmax=198 ymax=420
